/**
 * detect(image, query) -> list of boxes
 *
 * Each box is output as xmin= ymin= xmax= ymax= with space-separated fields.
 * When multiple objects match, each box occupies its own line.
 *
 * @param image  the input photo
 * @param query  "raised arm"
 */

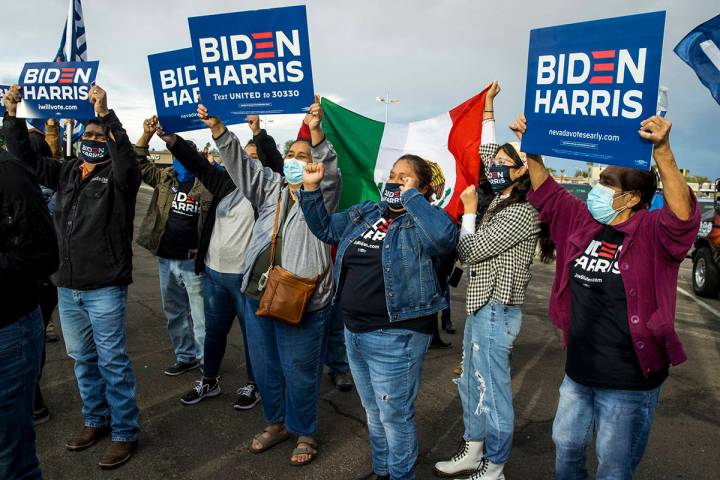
xmin=510 ymin=114 xmax=549 ymax=190
xmin=89 ymin=86 xmax=141 ymax=193
xmin=2 ymin=85 xmax=62 ymax=189
xmin=640 ymin=116 xmax=701 ymax=260
xmin=44 ymin=118 xmax=62 ymax=159
xmin=248 ymin=115 xmax=284 ymax=175
xmin=401 ymin=185 xmax=457 ymax=257
xmin=135 ymin=115 xmax=163 ymax=188
xmin=306 ymin=95 xmax=342 ymax=213
xmin=479 ymin=81 xmax=501 ymax=172
xmin=300 ymin=162 xmax=352 ymax=245
xmin=197 ymin=104 xmax=281 ymax=209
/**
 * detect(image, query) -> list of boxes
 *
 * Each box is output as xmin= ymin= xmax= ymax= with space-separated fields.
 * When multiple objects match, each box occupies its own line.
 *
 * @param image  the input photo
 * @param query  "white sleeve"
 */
xmin=481 ymin=119 xmax=496 ymax=146
xmin=460 ymin=213 xmax=477 ymax=240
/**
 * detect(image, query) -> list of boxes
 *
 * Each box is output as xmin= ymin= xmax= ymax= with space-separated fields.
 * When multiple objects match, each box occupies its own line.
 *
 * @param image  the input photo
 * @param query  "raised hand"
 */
xmin=247 ymin=114 xmax=261 ymax=135
xmin=154 ymin=122 xmax=177 ymax=147
xmin=303 ymin=162 xmax=325 ymax=191
xmin=2 ymin=84 xmax=21 ymax=117
xmin=487 ymin=80 xmax=501 ymax=101
xmin=509 ymin=114 xmax=527 ymax=141
xmin=88 ymin=85 xmax=109 ymax=117
xmin=143 ymin=115 xmax=158 ymax=135
xmin=460 ymin=185 xmax=478 ymax=214
xmin=197 ymin=104 xmax=226 ymax=138
xmin=639 ymin=115 xmax=672 ymax=150
xmin=303 ymin=95 xmax=323 ymax=131
xmin=399 ymin=175 xmax=420 ymax=194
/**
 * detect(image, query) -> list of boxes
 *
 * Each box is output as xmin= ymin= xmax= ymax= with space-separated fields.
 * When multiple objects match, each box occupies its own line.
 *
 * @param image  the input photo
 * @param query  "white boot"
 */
xmin=433 ymin=440 xmax=484 ymax=477
xmin=465 ymin=458 xmax=505 ymax=480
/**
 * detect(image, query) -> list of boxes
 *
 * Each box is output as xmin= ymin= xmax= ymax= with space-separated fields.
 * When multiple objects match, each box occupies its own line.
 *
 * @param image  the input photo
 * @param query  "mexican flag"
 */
xmin=309 ymin=87 xmax=489 ymax=221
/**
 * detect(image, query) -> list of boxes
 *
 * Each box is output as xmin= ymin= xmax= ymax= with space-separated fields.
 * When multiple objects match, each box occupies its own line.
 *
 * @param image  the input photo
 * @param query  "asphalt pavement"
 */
xmin=34 ymin=188 xmax=720 ymax=479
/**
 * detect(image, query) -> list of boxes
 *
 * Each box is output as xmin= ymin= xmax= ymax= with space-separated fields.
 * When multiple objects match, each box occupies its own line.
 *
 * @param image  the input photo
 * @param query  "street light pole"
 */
xmin=376 ymin=92 xmax=399 ymax=123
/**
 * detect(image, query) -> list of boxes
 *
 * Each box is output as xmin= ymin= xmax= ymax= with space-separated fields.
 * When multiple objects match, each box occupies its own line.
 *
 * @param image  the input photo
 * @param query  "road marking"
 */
xmin=677 ymin=287 xmax=720 ymax=319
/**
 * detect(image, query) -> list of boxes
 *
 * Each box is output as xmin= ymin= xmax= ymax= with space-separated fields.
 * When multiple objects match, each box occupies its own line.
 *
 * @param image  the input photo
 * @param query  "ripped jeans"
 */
xmin=345 ymin=327 xmax=432 ymax=480
xmin=458 ymin=301 xmax=522 ymax=464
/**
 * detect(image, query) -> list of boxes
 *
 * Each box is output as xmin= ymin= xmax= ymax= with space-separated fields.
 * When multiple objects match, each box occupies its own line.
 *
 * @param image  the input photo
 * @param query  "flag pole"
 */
xmin=65 ymin=120 xmax=73 ymax=158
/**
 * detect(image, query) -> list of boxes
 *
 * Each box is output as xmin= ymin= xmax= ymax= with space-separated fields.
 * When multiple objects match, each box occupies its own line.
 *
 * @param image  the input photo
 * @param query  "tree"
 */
xmin=559 ymin=168 xmax=566 ymax=181
xmin=546 ymin=167 xmax=556 ymax=175
xmin=575 ymin=169 xmax=588 ymax=178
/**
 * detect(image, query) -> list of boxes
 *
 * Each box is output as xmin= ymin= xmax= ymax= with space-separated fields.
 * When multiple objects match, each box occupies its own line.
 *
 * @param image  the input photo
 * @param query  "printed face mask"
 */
xmin=587 ymin=183 xmax=630 ymax=224
xmin=283 ymin=159 xmax=307 ymax=185
xmin=487 ymin=164 xmax=516 ymax=193
xmin=78 ymin=139 xmax=109 ymax=164
xmin=381 ymin=182 xmax=403 ymax=207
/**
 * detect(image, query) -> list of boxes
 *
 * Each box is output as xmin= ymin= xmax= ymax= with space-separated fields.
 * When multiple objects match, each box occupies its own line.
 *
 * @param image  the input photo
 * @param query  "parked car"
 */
xmin=692 ymin=179 xmax=720 ymax=298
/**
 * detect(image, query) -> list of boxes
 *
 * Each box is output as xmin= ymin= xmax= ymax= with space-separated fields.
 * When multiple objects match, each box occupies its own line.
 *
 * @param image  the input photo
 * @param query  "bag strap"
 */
xmin=267 ymin=193 xmax=283 ymax=269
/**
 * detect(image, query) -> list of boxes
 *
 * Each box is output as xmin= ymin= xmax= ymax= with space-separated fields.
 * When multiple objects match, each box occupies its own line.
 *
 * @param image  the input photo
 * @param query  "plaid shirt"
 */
xmin=458 ymin=141 xmax=540 ymax=314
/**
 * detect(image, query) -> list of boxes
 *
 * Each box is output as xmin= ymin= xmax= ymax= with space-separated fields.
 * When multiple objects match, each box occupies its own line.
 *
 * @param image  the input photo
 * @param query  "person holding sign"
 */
xmin=299 ymin=154 xmax=457 ymax=480
xmin=512 ymin=112 xmax=700 ymax=478
xmin=434 ymin=81 xmax=554 ymax=480
xmin=195 ymin=97 xmax=340 ymax=466
xmin=3 ymin=84 xmax=141 ymax=469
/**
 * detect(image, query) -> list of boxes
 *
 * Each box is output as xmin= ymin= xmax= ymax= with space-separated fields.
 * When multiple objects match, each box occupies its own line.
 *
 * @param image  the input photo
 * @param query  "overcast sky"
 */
xmin=1 ymin=0 xmax=718 ymax=178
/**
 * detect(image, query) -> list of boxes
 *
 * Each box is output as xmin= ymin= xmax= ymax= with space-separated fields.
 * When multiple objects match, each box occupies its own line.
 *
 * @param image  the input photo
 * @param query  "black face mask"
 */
xmin=78 ymin=139 xmax=109 ymax=164
xmin=487 ymin=164 xmax=517 ymax=193
xmin=381 ymin=182 xmax=403 ymax=207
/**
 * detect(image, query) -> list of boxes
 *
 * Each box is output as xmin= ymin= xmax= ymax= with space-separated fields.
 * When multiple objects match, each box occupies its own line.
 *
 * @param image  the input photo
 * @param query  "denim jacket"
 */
xmin=298 ymin=187 xmax=458 ymax=322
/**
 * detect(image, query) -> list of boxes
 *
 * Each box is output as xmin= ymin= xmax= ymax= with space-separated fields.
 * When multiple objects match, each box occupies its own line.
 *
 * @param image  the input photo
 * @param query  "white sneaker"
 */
xmin=464 ymin=458 xmax=505 ymax=480
xmin=434 ymin=440 xmax=485 ymax=477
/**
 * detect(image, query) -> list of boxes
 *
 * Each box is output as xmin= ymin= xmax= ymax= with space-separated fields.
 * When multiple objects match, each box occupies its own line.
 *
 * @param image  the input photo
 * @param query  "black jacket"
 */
xmin=3 ymin=111 xmax=141 ymax=290
xmin=168 ymin=133 xmax=283 ymax=274
xmin=0 ymin=152 xmax=59 ymax=326
xmin=253 ymin=129 xmax=284 ymax=174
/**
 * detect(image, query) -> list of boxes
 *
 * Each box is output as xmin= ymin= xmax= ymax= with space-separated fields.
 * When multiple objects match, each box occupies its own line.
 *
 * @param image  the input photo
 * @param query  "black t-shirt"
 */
xmin=157 ymin=180 xmax=201 ymax=260
xmin=567 ymin=225 xmax=668 ymax=390
xmin=339 ymin=209 xmax=434 ymax=334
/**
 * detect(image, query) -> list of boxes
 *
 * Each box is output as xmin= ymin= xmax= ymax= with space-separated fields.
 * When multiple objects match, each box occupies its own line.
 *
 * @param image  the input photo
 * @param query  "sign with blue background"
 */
xmin=0 ymin=85 xmax=8 ymax=116
xmin=16 ymin=61 xmax=98 ymax=120
xmin=188 ymin=5 xmax=314 ymax=123
xmin=148 ymin=48 xmax=206 ymax=133
xmin=521 ymin=12 xmax=665 ymax=169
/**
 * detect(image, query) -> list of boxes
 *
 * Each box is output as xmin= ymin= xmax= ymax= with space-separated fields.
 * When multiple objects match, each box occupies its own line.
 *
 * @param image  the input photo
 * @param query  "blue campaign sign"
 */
xmin=188 ymin=5 xmax=314 ymax=122
xmin=0 ymin=85 xmax=9 ymax=116
xmin=148 ymin=48 xmax=205 ymax=133
xmin=521 ymin=12 xmax=666 ymax=169
xmin=16 ymin=61 xmax=99 ymax=120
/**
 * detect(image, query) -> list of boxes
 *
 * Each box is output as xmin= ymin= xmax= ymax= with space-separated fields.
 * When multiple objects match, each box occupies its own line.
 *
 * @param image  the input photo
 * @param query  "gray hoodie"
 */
xmin=215 ymin=129 xmax=342 ymax=312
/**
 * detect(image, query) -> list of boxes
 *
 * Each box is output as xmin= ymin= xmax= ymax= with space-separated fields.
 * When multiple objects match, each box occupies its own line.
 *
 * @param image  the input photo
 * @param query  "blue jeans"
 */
xmin=345 ymin=327 xmax=432 ymax=480
xmin=325 ymin=304 xmax=349 ymax=376
xmin=244 ymin=297 xmax=330 ymax=435
xmin=0 ymin=308 xmax=44 ymax=480
xmin=552 ymin=375 xmax=661 ymax=480
xmin=158 ymin=258 xmax=205 ymax=364
xmin=58 ymin=286 xmax=139 ymax=442
xmin=458 ymin=301 xmax=522 ymax=464
xmin=202 ymin=267 xmax=253 ymax=381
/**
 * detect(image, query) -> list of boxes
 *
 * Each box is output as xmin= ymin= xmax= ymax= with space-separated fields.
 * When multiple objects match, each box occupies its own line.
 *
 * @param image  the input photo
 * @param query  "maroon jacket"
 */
xmin=528 ymin=177 xmax=701 ymax=376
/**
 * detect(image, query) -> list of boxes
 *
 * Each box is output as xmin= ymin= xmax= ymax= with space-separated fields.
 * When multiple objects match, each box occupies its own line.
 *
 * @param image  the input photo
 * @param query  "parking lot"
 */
xmin=34 ymin=188 xmax=720 ymax=479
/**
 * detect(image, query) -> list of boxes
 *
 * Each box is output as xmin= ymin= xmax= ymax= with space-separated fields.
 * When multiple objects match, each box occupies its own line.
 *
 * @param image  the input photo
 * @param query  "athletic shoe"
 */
xmin=233 ymin=383 xmax=261 ymax=410
xmin=180 ymin=378 xmax=221 ymax=405
xmin=164 ymin=360 xmax=200 ymax=376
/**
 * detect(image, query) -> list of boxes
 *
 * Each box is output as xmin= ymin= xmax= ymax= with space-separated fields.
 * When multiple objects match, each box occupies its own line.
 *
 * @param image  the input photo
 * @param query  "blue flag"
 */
xmin=188 ymin=5 xmax=315 ymax=123
xmin=521 ymin=12 xmax=666 ymax=170
xmin=674 ymin=14 xmax=720 ymax=105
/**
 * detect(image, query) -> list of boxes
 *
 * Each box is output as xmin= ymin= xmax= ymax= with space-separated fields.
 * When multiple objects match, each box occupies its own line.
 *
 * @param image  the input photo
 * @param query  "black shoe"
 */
xmin=330 ymin=372 xmax=353 ymax=392
xmin=442 ymin=317 xmax=456 ymax=334
xmin=180 ymin=378 xmax=221 ymax=405
xmin=363 ymin=474 xmax=389 ymax=480
xmin=164 ymin=360 xmax=200 ymax=376
xmin=233 ymin=383 xmax=261 ymax=410
xmin=33 ymin=406 xmax=50 ymax=426
xmin=430 ymin=336 xmax=452 ymax=349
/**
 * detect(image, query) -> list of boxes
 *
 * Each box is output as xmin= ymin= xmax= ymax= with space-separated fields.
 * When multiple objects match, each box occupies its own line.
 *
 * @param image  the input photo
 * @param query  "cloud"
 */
xmin=1 ymin=0 xmax=718 ymax=176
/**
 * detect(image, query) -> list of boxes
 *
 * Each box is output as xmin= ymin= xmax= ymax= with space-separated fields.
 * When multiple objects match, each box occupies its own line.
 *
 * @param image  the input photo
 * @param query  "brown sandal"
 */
xmin=249 ymin=424 xmax=290 ymax=454
xmin=289 ymin=436 xmax=318 ymax=466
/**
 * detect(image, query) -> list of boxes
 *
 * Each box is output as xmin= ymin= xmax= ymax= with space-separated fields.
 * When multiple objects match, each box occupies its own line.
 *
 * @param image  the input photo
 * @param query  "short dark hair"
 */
xmin=84 ymin=118 xmax=102 ymax=129
xmin=245 ymin=139 xmax=255 ymax=148
xmin=395 ymin=154 xmax=434 ymax=200
xmin=600 ymin=167 xmax=657 ymax=211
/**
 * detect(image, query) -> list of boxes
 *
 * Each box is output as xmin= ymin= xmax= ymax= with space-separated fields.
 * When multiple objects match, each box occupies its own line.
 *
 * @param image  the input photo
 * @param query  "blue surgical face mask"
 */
xmin=78 ymin=139 xmax=109 ymax=164
xmin=173 ymin=158 xmax=195 ymax=183
xmin=487 ymin=164 xmax=516 ymax=193
xmin=283 ymin=159 xmax=307 ymax=185
xmin=381 ymin=182 xmax=403 ymax=207
xmin=587 ymin=183 xmax=630 ymax=225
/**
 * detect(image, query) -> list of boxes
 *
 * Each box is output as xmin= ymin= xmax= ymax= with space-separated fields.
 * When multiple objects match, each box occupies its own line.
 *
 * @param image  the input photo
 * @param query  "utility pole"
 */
xmin=376 ymin=92 xmax=399 ymax=123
